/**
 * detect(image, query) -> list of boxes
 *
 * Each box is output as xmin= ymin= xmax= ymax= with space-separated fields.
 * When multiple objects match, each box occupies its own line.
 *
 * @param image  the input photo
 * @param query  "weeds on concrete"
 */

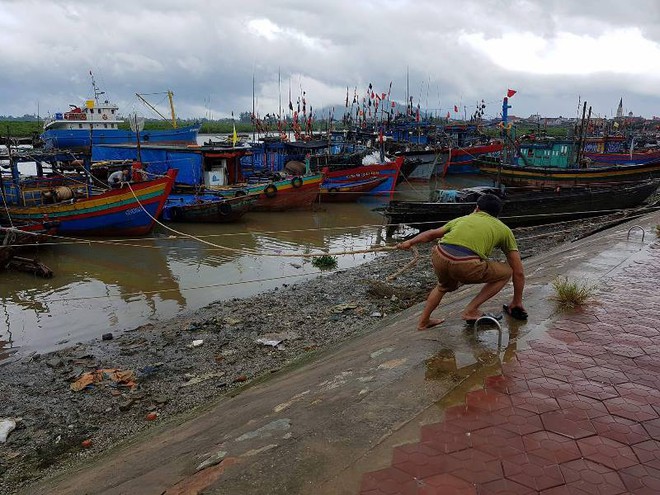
xmin=551 ymin=276 xmax=597 ymax=310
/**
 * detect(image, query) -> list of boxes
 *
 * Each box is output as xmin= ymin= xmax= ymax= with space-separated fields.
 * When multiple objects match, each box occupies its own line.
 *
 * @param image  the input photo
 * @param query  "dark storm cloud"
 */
xmin=1 ymin=0 xmax=660 ymax=120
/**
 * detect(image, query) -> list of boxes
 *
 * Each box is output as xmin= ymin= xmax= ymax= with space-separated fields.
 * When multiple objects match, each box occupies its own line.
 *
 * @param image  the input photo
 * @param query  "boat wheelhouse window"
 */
xmin=79 ymin=124 xmax=83 ymax=129
xmin=104 ymin=124 xmax=108 ymax=129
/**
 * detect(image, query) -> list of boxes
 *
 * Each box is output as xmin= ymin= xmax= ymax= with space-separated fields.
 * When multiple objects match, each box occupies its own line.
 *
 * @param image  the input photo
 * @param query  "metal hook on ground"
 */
xmin=473 ymin=316 xmax=504 ymax=356
xmin=627 ymin=225 xmax=646 ymax=243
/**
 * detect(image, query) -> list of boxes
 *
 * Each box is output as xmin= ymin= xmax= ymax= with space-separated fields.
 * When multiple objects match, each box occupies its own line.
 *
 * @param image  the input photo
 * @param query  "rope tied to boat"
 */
xmin=124 ymin=182 xmax=420 ymax=278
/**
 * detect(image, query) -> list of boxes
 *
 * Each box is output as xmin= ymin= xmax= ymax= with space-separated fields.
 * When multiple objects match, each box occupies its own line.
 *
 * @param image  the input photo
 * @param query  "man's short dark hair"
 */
xmin=476 ymin=194 xmax=503 ymax=217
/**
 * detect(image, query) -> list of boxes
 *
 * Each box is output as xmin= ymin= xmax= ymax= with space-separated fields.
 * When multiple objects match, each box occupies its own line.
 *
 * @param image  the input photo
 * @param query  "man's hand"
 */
xmin=396 ymin=240 xmax=413 ymax=250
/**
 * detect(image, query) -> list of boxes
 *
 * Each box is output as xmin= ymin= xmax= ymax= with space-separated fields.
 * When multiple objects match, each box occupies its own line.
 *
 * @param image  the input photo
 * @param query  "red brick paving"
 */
xmin=359 ymin=246 xmax=660 ymax=494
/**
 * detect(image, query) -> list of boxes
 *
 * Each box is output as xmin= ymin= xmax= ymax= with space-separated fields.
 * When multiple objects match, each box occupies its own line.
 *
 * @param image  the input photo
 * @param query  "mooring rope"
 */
xmin=125 ymin=181 xmax=417 ymax=264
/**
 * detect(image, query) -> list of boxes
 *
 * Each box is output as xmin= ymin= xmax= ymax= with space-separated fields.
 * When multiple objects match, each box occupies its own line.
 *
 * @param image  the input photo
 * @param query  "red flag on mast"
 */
xmin=453 ymin=105 xmax=458 ymax=113
xmin=507 ymin=89 xmax=517 ymax=98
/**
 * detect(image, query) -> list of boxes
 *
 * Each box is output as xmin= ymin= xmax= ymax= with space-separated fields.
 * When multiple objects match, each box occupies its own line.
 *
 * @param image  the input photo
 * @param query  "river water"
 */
xmin=1 ymin=138 xmax=485 ymax=359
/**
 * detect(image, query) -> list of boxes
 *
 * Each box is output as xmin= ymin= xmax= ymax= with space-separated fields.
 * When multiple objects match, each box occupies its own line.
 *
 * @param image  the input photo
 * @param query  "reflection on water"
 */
xmin=1 ymin=201 xmax=389 ymax=357
xmin=426 ymin=320 xmax=526 ymax=409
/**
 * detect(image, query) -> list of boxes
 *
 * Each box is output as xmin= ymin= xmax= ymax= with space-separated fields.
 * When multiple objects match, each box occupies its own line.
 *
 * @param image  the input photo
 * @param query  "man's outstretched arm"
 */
xmin=396 ymin=226 xmax=448 ymax=250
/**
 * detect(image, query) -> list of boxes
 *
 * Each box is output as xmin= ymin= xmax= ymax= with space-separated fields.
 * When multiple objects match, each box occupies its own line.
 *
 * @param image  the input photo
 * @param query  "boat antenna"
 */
xmin=278 ymin=67 xmax=282 ymax=123
xmin=90 ymin=71 xmax=105 ymax=104
xmin=406 ymin=66 xmax=409 ymax=118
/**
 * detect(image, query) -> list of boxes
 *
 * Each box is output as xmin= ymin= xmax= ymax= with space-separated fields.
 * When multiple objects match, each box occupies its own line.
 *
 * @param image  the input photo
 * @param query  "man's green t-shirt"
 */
xmin=439 ymin=211 xmax=518 ymax=259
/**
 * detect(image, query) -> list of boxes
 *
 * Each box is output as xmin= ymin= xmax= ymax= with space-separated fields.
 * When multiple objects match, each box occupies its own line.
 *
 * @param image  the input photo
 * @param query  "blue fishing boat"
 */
xmin=92 ymin=142 xmax=324 ymax=211
xmin=161 ymin=193 xmax=258 ymax=223
xmin=41 ymin=74 xmax=200 ymax=151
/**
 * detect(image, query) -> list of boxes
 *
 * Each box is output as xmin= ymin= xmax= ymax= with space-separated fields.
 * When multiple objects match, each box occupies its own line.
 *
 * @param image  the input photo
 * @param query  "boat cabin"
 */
xmin=44 ymin=99 xmax=122 ymax=131
xmin=516 ymin=137 xmax=575 ymax=168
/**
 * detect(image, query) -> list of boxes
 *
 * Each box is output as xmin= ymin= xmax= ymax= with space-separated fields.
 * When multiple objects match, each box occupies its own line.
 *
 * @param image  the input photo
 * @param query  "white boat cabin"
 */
xmin=44 ymin=99 xmax=123 ymax=131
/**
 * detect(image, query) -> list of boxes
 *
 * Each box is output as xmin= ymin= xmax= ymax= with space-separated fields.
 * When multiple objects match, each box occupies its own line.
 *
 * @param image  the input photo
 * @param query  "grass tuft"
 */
xmin=551 ymin=276 xmax=597 ymax=309
xmin=311 ymin=255 xmax=338 ymax=270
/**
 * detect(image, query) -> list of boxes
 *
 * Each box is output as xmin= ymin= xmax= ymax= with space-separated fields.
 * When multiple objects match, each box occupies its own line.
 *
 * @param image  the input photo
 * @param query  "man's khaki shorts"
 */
xmin=431 ymin=245 xmax=512 ymax=292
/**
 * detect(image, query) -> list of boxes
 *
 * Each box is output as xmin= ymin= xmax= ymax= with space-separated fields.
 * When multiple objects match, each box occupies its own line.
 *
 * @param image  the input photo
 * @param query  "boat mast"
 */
xmin=167 ymin=91 xmax=178 ymax=129
xmin=574 ymin=101 xmax=588 ymax=166
xmin=406 ymin=68 xmax=410 ymax=118
xmin=90 ymin=71 xmax=105 ymax=105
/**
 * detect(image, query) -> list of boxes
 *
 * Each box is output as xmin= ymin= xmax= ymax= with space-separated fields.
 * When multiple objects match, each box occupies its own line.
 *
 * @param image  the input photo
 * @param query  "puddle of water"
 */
xmin=424 ymin=319 xmax=532 ymax=409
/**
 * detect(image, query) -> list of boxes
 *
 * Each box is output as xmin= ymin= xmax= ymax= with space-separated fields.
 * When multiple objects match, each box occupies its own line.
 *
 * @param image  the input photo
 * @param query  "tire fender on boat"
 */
xmin=234 ymin=189 xmax=247 ymax=197
xmin=328 ymin=187 xmax=339 ymax=196
xmin=291 ymin=176 xmax=303 ymax=188
xmin=218 ymin=202 xmax=232 ymax=215
xmin=264 ymin=184 xmax=278 ymax=198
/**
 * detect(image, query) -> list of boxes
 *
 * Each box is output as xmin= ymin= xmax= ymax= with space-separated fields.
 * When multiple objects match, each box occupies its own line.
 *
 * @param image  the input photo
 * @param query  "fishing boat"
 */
xmin=383 ymin=181 xmax=660 ymax=231
xmin=319 ymin=156 xmax=404 ymax=199
xmin=319 ymin=176 xmax=387 ymax=202
xmin=1 ymin=158 xmax=177 ymax=235
xmin=583 ymin=135 xmax=660 ymax=166
xmin=475 ymin=155 xmax=660 ymax=187
xmin=475 ymin=99 xmax=660 ymax=186
xmin=161 ymin=193 xmax=258 ymax=223
xmin=402 ymin=142 xmax=504 ymax=181
xmin=92 ymin=142 xmax=324 ymax=211
xmin=41 ymin=74 xmax=200 ymax=151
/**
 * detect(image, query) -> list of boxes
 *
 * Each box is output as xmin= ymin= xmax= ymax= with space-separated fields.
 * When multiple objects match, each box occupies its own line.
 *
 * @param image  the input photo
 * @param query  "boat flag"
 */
xmin=232 ymin=123 xmax=238 ymax=146
xmin=507 ymin=89 xmax=517 ymax=98
xmin=454 ymin=105 xmax=458 ymax=113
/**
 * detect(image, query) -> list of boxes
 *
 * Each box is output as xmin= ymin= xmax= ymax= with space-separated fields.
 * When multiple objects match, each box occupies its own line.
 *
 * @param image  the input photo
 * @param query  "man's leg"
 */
xmin=459 ymin=261 xmax=512 ymax=321
xmin=461 ymin=278 xmax=509 ymax=321
xmin=418 ymin=285 xmax=447 ymax=330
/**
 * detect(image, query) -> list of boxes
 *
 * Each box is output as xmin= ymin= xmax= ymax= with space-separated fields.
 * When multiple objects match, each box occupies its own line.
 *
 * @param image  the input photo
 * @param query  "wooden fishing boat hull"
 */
xmin=240 ymin=173 xmax=324 ymax=211
xmin=1 ymin=170 xmax=177 ymax=236
xmin=319 ymin=177 xmax=388 ymax=202
xmin=383 ymin=181 xmax=660 ymax=231
xmin=475 ymin=157 xmax=660 ymax=187
xmin=162 ymin=193 xmax=258 ymax=223
xmin=583 ymin=149 xmax=660 ymax=166
xmin=323 ymin=156 xmax=404 ymax=198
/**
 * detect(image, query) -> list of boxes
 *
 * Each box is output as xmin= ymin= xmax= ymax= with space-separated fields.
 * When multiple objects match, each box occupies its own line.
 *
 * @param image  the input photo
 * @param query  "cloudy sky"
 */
xmin=2 ymin=0 xmax=660 ymax=122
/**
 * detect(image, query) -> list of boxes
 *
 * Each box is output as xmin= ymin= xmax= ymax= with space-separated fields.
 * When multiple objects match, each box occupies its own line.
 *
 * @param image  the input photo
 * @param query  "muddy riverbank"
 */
xmin=0 ymin=211 xmax=647 ymax=493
